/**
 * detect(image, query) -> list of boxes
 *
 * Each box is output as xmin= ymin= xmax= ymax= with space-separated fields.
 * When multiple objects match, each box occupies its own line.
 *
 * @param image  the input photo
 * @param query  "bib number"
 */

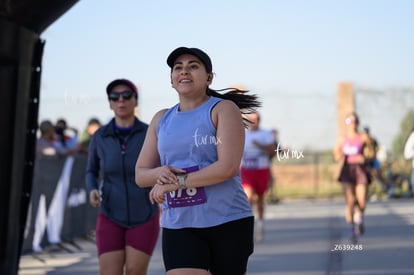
xmin=167 ymin=187 xmax=207 ymax=208
xmin=166 ymin=165 xmax=207 ymax=208
xmin=243 ymin=157 xmax=259 ymax=169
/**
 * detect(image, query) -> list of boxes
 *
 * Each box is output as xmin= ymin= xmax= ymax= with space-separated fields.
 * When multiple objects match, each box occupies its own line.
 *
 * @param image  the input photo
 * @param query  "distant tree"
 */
xmin=392 ymin=109 xmax=414 ymax=158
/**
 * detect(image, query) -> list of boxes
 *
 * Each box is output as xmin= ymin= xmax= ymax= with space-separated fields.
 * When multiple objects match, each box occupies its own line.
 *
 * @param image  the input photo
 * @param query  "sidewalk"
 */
xmin=19 ymin=198 xmax=414 ymax=275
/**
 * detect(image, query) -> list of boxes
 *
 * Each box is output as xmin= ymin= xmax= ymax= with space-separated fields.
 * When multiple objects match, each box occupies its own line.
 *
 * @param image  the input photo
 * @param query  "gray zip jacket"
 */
xmin=85 ymin=118 xmax=157 ymax=228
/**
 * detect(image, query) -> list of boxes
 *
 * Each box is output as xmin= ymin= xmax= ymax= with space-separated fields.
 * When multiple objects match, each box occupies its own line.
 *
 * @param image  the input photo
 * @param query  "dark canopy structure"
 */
xmin=0 ymin=1 xmax=78 ymax=274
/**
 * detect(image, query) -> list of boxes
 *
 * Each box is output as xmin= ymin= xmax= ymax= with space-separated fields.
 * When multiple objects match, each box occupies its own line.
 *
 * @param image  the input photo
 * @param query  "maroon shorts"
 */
xmin=95 ymin=211 xmax=160 ymax=256
xmin=241 ymin=167 xmax=270 ymax=196
xmin=338 ymin=163 xmax=370 ymax=185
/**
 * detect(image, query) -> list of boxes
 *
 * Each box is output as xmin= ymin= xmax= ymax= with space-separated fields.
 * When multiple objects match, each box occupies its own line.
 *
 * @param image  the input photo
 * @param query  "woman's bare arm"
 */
xmin=333 ymin=135 xmax=344 ymax=162
xmin=135 ymin=109 xmax=172 ymax=187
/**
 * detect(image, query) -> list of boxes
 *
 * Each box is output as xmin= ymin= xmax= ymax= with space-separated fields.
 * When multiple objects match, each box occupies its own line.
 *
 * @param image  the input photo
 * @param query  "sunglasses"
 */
xmin=108 ymin=90 xmax=135 ymax=101
xmin=345 ymin=117 xmax=356 ymax=125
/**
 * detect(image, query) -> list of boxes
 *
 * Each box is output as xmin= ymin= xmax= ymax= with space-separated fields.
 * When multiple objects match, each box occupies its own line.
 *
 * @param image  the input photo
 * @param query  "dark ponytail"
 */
xmin=206 ymin=88 xmax=261 ymax=127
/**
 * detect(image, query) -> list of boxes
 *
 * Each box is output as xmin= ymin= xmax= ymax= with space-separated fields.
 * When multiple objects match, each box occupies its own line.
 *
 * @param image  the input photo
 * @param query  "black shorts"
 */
xmin=162 ymin=216 xmax=254 ymax=275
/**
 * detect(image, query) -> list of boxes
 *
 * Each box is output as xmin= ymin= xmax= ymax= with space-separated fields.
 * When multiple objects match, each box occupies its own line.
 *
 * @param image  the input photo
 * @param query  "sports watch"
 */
xmin=176 ymin=173 xmax=187 ymax=189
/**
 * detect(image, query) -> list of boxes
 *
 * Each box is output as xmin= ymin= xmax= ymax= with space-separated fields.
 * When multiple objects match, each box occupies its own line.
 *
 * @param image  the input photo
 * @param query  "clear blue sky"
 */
xmin=38 ymin=0 xmax=414 ymax=152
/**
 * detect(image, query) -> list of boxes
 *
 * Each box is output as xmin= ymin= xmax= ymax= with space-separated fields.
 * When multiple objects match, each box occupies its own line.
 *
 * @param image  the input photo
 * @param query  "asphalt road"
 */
xmin=19 ymin=198 xmax=414 ymax=275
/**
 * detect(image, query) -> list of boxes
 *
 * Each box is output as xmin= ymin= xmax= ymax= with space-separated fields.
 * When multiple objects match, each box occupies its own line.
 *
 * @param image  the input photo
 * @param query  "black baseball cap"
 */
xmin=106 ymin=78 xmax=138 ymax=95
xmin=167 ymin=47 xmax=213 ymax=73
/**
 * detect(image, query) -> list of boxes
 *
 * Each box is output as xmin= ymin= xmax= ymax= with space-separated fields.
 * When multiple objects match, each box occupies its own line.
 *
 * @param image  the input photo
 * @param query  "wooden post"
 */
xmin=336 ymin=82 xmax=355 ymax=138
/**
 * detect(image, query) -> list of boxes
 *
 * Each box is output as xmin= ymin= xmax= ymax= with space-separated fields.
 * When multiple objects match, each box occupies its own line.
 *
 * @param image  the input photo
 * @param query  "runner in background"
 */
xmin=241 ymin=111 xmax=276 ymax=241
xmin=86 ymin=79 xmax=159 ymax=275
xmin=363 ymin=126 xmax=384 ymax=183
xmin=404 ymin=122 xmax=414 ymax=194
xmin=334 ymin=112 xmax=374 ymax=240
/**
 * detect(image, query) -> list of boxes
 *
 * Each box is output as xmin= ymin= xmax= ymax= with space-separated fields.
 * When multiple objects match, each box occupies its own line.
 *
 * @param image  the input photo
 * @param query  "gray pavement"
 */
xmin=19 ymin=198 xmax=414 ymax=275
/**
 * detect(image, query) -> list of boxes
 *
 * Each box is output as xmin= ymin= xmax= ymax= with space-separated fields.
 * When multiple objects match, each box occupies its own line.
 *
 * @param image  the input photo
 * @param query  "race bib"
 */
xmin=166 ymin=165 xmax=207 ymax=208
xmin=242 ymin=157 xmax=259 ymax=169
xmin=343 ymin=144 xmax=359 ymax=156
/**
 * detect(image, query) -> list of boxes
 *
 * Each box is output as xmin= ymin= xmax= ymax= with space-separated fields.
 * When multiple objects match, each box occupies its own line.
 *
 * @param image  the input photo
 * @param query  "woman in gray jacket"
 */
xmin=86 ymin=79 xmax=159 ymax=275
